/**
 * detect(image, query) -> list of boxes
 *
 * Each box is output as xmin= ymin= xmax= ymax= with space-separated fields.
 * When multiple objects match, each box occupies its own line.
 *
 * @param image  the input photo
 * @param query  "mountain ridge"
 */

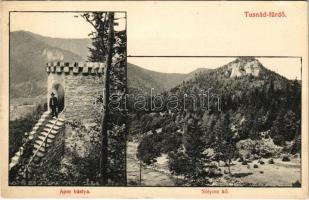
xmin=10 ymin=31 xmax=294 ymax=102
xmin=10 ymin=31 xmax=212 ymax=98
xmin=10 ymin=31 xmax=83 ymax=98
xmin=14 ymin=30 xmax=92 ymax=60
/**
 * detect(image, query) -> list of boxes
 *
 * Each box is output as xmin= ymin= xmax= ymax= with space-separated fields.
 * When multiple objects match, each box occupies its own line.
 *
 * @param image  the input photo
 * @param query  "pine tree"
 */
xmin=270 ymin=109 xmax=285 ymax=146
xmin=82 ymin=12 xmax=127 ymax=185
xmin=82 ymin=12 xmax=110 ymax=62
xmin=182 ymin=117 xmax=211 ymax=185
xmin=213 ymin=113 xmax=236 ymax=174
xmin=282 ymin=110 xmax=297 ymax=141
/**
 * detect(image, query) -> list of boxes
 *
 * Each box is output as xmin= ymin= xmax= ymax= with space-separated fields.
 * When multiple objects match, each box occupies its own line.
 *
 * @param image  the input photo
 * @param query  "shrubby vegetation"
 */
xmin=137 ymin=121 xmax=182 ymax=164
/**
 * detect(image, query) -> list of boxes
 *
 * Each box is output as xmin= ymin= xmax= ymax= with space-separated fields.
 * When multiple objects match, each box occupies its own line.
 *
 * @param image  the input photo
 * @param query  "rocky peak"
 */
xmin=228 ymin=57 xmax=262 ymax=78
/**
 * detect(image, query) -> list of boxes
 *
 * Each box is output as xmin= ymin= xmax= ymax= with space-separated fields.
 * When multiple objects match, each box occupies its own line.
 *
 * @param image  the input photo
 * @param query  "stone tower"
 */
xmin=45 ymin=61 xmax=107 ymax=160
xmin=9 ymin=60 xmax=126 ymax=185
xmin=46 ymin=61 xmax=106 ymax=123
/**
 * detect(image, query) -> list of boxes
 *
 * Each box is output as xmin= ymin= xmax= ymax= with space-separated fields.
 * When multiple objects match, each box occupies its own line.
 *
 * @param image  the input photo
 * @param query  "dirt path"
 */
xmin=126 ymin=142 xmax=175 ymax=186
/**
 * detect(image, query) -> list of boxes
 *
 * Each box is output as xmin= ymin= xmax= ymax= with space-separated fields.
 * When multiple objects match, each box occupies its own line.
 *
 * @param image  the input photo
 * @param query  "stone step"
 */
xmin=42 ymin=111 xmax=51 ymax=117
xmin=11 ymin=155 xmax=20 ymax=162
xmin=38 ymin=118 xmax=47 ymax=123
xmin=15 ymin=146 xmax=24 ymax=155
xmin=15 ymin=151 xmax=22 ymax=157
xmin=33 ymin=143 xmax=48 ymax=152
xmin=32 ymin=126 xmax=39 ymax=131
xmin=33 ymin=145 xmax=46 ymax=153
xmin=33 ymin=147 xmax=46 ymax=154
xmin=43 ymin=128 xmax=58 ymax=134
xmin=28 ymin=135 xmax=34 ymax=140
xmin=48 ymin=119 xmax=64 ymax=126
xmin=34 ymin=121 xmax=43 ymax=127
xmin=37 ymin=136 xmax=54 ymax=144
xmin=9 ymin=162 xmax=17 ymax=170
xmin=29 ymin=131 xmax=36 ymax=135
xmin=40 ymin=115 xmax=49 ymax=121
xmin=45 ymin=123 xmax=61 ymax=130
xmin=58 ymin=117 xmax=65 ymax=122
xmin=34 ymin=140 xmax=51 ymax=148
xmin=34 ymin=150 xmax=45 ymax=158
xmin=39 ymin=131 xmax=56 ymax=139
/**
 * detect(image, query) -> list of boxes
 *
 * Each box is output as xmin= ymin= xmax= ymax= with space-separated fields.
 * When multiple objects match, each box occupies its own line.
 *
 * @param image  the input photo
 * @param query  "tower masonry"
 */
xmin=46 ymin=61 xmax=107 ymax=159
xmin=46 ymin=61 xmax=107 ymax=123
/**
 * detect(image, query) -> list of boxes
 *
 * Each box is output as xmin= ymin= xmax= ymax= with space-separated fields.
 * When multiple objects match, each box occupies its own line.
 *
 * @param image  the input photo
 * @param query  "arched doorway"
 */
xmin=52 ymin=83 xmax=65 ymax=112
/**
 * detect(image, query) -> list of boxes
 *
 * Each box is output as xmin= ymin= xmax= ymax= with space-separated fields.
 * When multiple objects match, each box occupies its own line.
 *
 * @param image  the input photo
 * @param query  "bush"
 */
xmin=272 ymin=134 xmax=285 ymax=146
xmin=253 ymin=164 xmax=258 ymax=168
xmin=208 ymin=167 xmax=222 ymax=178
xmin=137 ymin=135 xmax=161 ymax=165
xmin=282 ymin=155 xmax=291 ymax=162
xmin=137 ymin=127 xmax=183 ymax=165
xmin=290 ymin=135 xmax=301 ymax=154
xmin=168 ymin=149 xmax=189 ymax=176
xmin=259 ymin=160 xmax=265 ymax=165
xmin=258 ymin=138 xmax=282 ymax=158
xmin=268 ymin=159 xmax=275 ymax=164
xmin=9 ymin=114 xmax=37 ymax=158
xmin=236 ymin=138 xmax=282 ymax=160
xmin=242 ymin=160 xmax=248 ymax=165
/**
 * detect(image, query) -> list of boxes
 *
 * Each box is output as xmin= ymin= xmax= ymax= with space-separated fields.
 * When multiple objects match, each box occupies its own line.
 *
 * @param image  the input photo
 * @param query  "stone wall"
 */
xmin=64 ymin=72 xmax=104 ymax=123
xmin=46 ymin=61 xmax=106 ymax=164
xmin=46 ymin=62 xmax=106 ymax=123
xmin=38 ymin=126 xmax=65 ymax=170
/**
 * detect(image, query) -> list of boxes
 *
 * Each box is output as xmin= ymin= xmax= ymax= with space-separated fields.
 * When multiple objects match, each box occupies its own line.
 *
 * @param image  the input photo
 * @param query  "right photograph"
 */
xmin=126 ymin=56 xmax=302 ymax=187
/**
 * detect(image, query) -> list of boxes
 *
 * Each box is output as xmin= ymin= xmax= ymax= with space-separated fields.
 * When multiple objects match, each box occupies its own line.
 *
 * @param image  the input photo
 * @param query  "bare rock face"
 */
xmin=42 ymin=48 xmax=64 ymax=61
xmin=229 ymin=57 xmax=261 ymax=78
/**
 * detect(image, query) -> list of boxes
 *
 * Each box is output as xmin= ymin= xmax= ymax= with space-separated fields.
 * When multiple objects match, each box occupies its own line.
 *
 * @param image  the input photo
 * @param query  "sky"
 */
xmin=10 ymin=4 xmax=303 ymax=79
xmin=10 ymin=12 xmax=126 ymax=38
xmin=127 ymin=57 xmax=301 ymax=80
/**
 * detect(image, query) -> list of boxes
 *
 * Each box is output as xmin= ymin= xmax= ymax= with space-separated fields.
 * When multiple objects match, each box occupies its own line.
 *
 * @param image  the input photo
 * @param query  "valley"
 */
xmin=9 ymin=30 xmax=302 ymax=187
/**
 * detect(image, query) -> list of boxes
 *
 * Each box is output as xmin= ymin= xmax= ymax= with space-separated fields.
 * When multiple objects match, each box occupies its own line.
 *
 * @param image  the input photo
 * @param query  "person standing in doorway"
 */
xmin=49 ymin=92 xmax=58 ymax=118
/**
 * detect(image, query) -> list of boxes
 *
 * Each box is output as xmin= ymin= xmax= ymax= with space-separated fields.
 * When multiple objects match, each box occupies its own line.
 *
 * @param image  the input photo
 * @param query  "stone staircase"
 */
xmin=30 ymin=117 xmax=65 ymax=165
xmin=9 ymin=111 xmax=51 ymax=170
xmin=14 ymin=111 xmax=65 ymax=178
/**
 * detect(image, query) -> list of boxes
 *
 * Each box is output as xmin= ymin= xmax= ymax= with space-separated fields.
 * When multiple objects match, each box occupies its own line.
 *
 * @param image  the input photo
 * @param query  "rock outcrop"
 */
xmin=228 ymin=57 xmax=261 ymax=78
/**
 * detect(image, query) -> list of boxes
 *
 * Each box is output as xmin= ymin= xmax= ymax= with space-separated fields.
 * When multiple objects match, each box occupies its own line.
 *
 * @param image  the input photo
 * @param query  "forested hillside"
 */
xmin=133 ymin=57 xmax=301 ymax=185
xmin=10 ymin=31 xmax=83 ymax=98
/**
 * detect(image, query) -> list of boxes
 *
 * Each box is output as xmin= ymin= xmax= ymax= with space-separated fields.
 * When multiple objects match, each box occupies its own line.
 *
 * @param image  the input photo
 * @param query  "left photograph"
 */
xmin=9 ymin=11 xmax=127 ymax=186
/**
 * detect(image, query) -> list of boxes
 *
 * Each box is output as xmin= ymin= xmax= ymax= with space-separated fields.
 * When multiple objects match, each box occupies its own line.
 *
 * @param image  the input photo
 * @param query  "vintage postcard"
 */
xmin=0 ymin=1 xmax=308 ymax=198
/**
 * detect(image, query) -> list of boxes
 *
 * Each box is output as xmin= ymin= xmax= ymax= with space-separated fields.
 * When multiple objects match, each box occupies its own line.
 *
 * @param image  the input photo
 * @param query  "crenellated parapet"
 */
xmin=46 ymin=61 xmax=107 ymax=75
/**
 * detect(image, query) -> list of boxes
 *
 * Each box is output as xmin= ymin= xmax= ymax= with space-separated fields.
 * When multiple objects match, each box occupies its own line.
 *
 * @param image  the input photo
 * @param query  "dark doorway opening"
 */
xmin=52 ymin=84 xmax=65 ymax=112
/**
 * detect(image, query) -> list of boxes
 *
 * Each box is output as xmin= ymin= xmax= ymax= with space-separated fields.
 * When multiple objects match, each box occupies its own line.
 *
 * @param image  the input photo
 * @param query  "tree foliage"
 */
xmin=82 ymin=12 xmax=127 ymax=185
